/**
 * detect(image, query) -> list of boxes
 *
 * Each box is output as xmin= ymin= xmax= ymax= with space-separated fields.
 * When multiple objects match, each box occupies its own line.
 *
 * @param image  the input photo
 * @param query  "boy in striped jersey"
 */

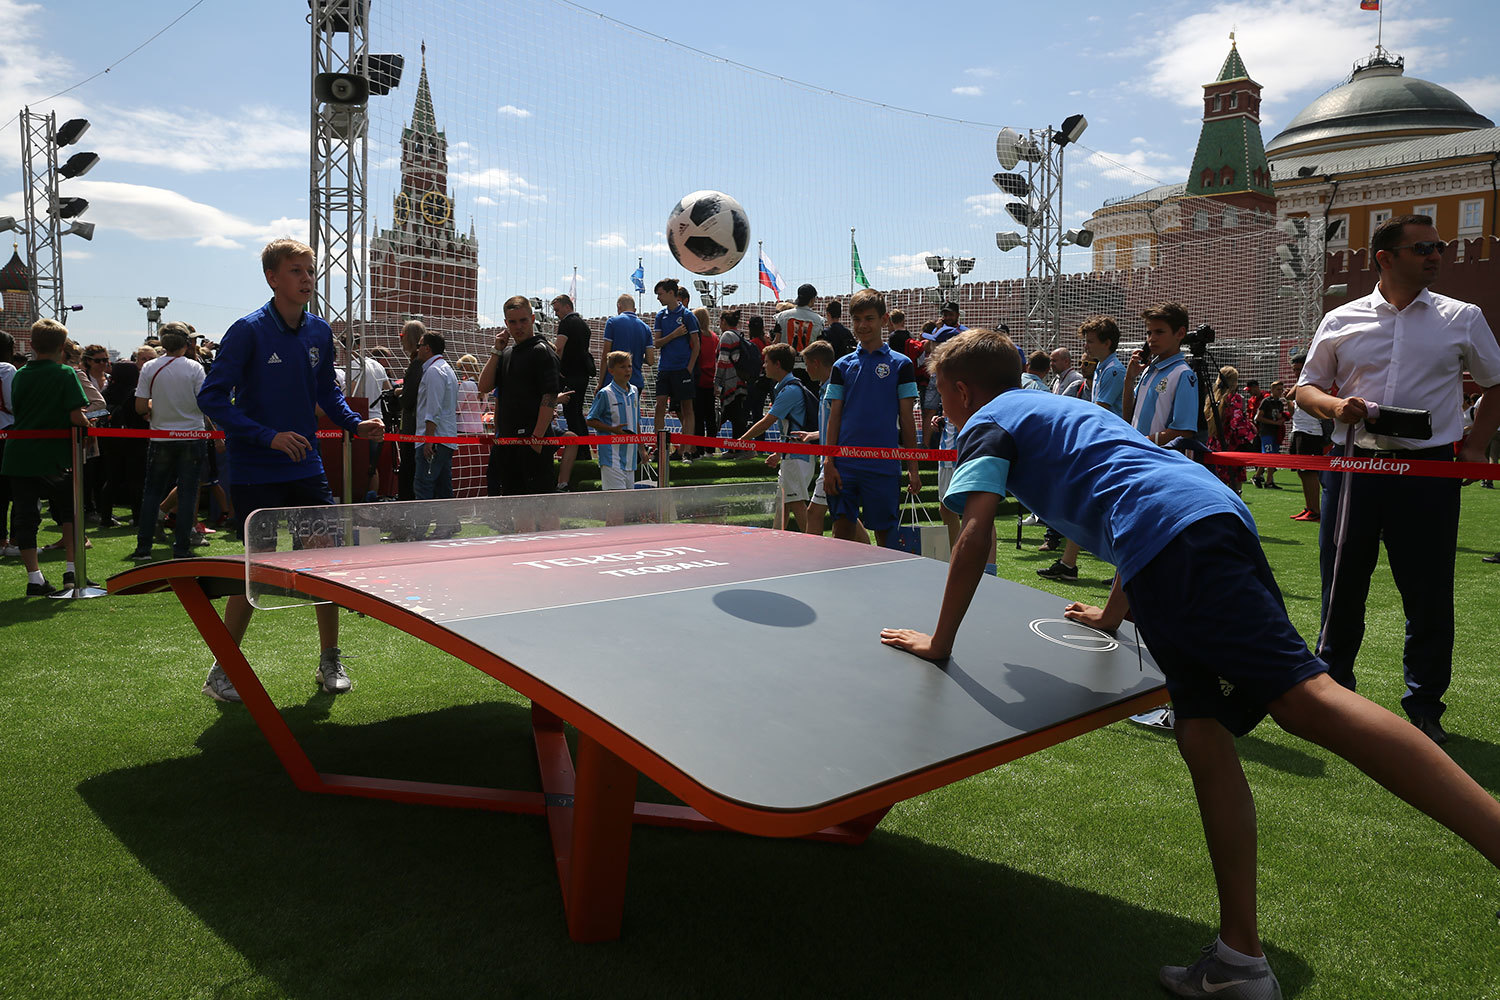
xmin=587 ymin=352 xmax=641 ymax=524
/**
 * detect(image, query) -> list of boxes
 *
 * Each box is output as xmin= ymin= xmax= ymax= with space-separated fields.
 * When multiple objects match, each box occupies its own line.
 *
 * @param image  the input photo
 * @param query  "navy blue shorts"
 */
xmin=230 ymin=474 xmax=337 ymax=551
xmin=829 ymin=468 xmax=900 ymax=532
xmin=1123 ymin=513 xmax=1328 ymax=736
xmin=656 ymin=368 xmax=696 ymax=404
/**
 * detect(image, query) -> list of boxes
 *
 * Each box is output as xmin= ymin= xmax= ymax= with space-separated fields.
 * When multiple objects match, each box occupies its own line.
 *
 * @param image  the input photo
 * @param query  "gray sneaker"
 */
xmin=202 ymin=663 xmax=242 ymax=703
xmin=316 ymin=648 xmax=352 ymax=694
xmin=1159 ymin=942 xmax=1282 ymax=999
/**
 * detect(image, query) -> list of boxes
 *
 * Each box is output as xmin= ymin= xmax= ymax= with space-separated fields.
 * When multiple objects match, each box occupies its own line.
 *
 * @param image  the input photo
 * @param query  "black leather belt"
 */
xmin=1350 ymin=445 xmax=1452 ymax=460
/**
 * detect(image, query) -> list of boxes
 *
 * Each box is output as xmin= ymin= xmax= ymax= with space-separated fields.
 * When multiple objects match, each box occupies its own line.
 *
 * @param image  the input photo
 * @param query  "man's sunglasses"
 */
xmin=1391 ymin=241 xmax=1447 ymax=257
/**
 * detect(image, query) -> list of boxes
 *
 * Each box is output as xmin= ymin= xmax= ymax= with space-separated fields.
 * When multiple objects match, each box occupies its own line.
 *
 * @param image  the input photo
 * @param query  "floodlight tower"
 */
xmin=921 ymin=256 xmax=977 ymax=306
xmin=16 ymin=109 xmax=97 ymax=322
xmin=137 ymin=296 xmax=170 ymax=339
xmin=993 ymin=114 xmax=1087 ymax=352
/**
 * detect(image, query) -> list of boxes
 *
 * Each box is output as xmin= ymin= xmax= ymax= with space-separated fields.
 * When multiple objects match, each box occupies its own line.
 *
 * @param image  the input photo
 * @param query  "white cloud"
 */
xmin=1130 ymin=136 xmax=1148 ymax=145
xmin=1083 ymin=148 xmax=1191 ymax=186
xmin=497 ymin=104 xmax=533 ymax=118
xmin=952 ymin=86 xmax=984 ymax=97
xmin=588 ymin=232 xmax=628 ymax=248
xmin=1436 ymin=75 xmax=1500 ymax=117
xmin=964 ymin=68 xmax=997 ymax=78
xmin=65 ymin=179 xmax=308 ymax=249
xmin=451 ymin=167 xmax=546 ymax=202
xmin=875 ymin=250 xmax=948 ymax=280
xmin=634 ymin=242 xmax=670 ymax=254
xmin=90 ymin=105 xmax=306 ymax=173
xmin=474 ymin=195 xmax=499 ymax=206
xmin=964 ymin=193 xmax=1012 ymax=218
xmin=1127 ymin=1 xmax=1452 ymax=110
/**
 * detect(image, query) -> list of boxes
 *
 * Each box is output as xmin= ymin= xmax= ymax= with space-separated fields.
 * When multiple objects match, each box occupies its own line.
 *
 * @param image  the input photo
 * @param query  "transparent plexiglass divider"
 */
xmin=243 ymin=482 xmax=780 ymax=610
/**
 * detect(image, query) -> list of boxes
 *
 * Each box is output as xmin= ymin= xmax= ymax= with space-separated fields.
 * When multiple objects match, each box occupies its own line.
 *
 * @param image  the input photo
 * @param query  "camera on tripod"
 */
xmin=1183 ymin=323 xmax=1216 ymax=354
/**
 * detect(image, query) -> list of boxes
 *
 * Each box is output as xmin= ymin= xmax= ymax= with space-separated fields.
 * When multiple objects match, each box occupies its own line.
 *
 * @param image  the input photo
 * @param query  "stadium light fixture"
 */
xmin=58 ymin=152 xmax=100 ymax=179
xmin=54 ymin=118 xmax=90 ymax=147
xmin=360 ymin=53 xmax=406 ymax=95
xmin=0 ymin=216 xmax=19 ymax=233
xmin=723 ymin=284 xmax=738 ymax=296
xmin=992 ymin=172 xmax=1030 ymax=198
xmin=693 ymin=279 xmax=710 ymax=293
xmin=1004 ymin=202 xmax=1033 ymax=227
xmin=64 ymin=221 xmax=95 ymax=241
xmin=955 ymin=257 xmax=976 ymax=275
xmin=49 ymin=197 xmax=90 ymax=220
xmin=1051 ymin=114 xmax=1088 ymax=147
xmin=924 ymin=255 xmax=944 ymax=272
xmin=155 ymin=296 xmax=170 ymax=309
xmin=995 ymin=128 xmax=1022 ymax=170
xmin=995 ymin=231 xmax=1023 ymax=251
xmin=937 ymin=272 xmax=956 ymax=289
xmin=137 ymin=297 xmax=152 ymax=308
xmin=1016 ymin=136 xmax=1044 ymax=163
xmin=701 ymin=293 xmax=716 ymax=307
xmin=1324 ymin=283 xmax=1349 ymax=297
xmin=1063 ymin=228 xmax=1094 ymax=248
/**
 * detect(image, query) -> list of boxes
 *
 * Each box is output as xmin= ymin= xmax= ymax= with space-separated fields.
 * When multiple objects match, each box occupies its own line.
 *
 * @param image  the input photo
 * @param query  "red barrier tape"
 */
xmin=673 ymin=433 xmax=956 ymax=462
xmin=1205 ymin=450 xmax=1496 ymax=480
xmin=89 ymin=427 xmax=223 ymax=440
xmin=0 ymin=429 xmax=71 ymax=440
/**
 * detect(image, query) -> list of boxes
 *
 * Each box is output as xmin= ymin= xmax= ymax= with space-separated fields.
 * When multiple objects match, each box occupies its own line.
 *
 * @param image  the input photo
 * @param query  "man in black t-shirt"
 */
xmin=397 ymin=319 xmax=425 ymax=503
xmin=551 ymin=293 xmax=594 ymax=490
xmin=820 ymin=299 xmax=855 ymax=359
xmin=479 ymin=297 xmax=561 ymax=523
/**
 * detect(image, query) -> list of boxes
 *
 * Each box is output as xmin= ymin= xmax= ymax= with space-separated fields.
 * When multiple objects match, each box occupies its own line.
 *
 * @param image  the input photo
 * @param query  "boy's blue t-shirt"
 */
xmin=653 ymin=305 xmax=699 ymax=372
xmin=943 ymin=389 xmax=1253 ymax=583
xmin=197 ymin=300 xmax=362 ymax=485
xmin=1091 ymin=353 xmax=1126 ymax=417
xmin=769 ymin=373 xmax=812 ymax=457
xmin=825 ymin=342 xmax=918 ymax=476
xmin=603 ymin=313 xmax=652 ymax=390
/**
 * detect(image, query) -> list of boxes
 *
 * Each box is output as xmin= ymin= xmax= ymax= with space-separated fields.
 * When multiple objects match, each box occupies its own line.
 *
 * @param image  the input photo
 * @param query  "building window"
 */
xmin=1327 ymin=214 xmax=1350 ymax=247
xmin=1370 ymin=209 xmax=1392 ymax=234
xmin=1194 ymin=211 xmax=1211 ymax=231
xmin=1459 ymin=198 xmax=1484 ymax=233
xmin=1213 ymin=95 xmax=1222 ymax=112
xmin=1229 ymin=92 xmax=1238 ymax=109
xmin=1223 ymin=207 xmax=1239 ymax=228
xmin=1201 ymin=169 xmax=1215 ymax=188
xmin=1414 ymin=203 xmax=1436 ymax=224
xmin=1219 ymin=166 xmax=1235 ymax=187
xmin=1133 ymin=238 xmax=1152 ymax=268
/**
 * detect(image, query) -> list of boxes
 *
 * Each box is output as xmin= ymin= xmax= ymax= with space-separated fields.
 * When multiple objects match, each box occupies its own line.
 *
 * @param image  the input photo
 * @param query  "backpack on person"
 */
xmin=779 ymin=378 xmax=820 ymax=434
xmin=733 ymin=335 xmax=762 ymax=384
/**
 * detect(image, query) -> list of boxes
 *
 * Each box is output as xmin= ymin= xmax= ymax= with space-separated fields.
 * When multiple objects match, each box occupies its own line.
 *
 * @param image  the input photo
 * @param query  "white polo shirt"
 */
xmin=1298 ymin=286 xmax=1500 ymax=450
xmin=137 ymin=354 xmax=206 ymax=432
xmin=333 ymin=356 xmax=389 ymax=400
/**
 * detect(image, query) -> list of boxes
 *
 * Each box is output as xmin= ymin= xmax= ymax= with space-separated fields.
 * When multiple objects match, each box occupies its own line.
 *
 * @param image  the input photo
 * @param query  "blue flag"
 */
xmin=631 ymin=265 xmax=645 ymax=296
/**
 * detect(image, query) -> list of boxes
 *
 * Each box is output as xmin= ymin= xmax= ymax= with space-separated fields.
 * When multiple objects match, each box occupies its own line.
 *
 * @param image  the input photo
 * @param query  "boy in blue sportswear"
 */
xmin=1124 ymin=301 xmax=1199 ymax=448
xmin=195 ymin=238 xmax=384 ymax=703
xmin=740 ymin=342 xmax=815 ymax=531
xmin=880 ymin=328 xmax=1500 ymax=1000
xmin=821 ymin=288 xmax=921 ymax=546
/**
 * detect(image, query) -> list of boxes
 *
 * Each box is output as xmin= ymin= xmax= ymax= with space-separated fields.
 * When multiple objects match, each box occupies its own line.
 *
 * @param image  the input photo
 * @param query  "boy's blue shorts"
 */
xmin=829 ymin=468 xmax=900 ymax=532
xmin=1123 ymin=512 xmax=1328 ymax=736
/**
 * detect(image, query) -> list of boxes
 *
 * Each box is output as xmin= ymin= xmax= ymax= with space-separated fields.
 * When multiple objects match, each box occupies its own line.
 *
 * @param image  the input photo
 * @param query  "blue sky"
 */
xmin=3 ymin=0 xmax=1495 ymax=353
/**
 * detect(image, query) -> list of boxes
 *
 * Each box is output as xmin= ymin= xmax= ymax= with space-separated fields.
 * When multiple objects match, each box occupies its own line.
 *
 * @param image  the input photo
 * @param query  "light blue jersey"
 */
xmin=587 ymin=380 xmax=640 ymax=470
xmin=1091 ymin=353 xmax=1126 ymax=418
xmin=1020 ymin=372 xmax=1048 ymax=392
xmin=1131 ymin=352 xmax=1199 ymax=440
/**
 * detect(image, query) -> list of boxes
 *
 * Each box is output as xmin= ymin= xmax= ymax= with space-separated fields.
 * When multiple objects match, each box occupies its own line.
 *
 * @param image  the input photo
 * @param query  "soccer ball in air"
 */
xmin=666 ymin=190 xmax=750 ymax=275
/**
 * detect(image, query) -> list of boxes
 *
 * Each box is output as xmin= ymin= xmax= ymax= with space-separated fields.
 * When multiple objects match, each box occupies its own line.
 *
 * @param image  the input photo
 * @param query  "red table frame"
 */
xmin=109 ymin=558 xmax=1166 ymax=941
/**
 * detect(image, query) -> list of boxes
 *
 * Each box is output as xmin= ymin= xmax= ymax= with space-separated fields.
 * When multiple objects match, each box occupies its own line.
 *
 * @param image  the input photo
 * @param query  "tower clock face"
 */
xmin=394 ymin=191 xmax=411 ymax=225
xmin=421 ymin=190 xmax=453 ymax=227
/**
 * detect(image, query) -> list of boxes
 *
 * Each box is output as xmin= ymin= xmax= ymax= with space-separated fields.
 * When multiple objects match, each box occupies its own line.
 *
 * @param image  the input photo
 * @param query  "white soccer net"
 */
xmin=348 ymin=0 xmax=1321 ymax=495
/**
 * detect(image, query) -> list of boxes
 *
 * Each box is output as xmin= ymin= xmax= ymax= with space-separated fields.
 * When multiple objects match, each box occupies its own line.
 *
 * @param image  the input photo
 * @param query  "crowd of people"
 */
xmin=4 ymin=216 xmax=1499 ymax=999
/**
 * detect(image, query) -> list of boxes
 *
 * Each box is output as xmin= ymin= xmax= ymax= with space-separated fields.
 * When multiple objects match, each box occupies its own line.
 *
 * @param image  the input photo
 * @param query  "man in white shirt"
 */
xmin=413 ymin=330 xmax=459 ymax=523
xmin=1296 ymin=214 xmax=1500 ymax=744
xmin=128 ymin=323 xmax=207 ymax=561
xmin=334 ymin=339 xmax=392 ymax=501
xmin=1050 ymin=347 xmax=1084 ymax=398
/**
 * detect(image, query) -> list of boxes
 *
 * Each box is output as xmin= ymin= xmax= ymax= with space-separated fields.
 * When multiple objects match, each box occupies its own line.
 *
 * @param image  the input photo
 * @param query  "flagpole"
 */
xmin=758 ymin=240 xmax=763 ymax=307
xmin=850 ymin=228 xmax=855 ymax=296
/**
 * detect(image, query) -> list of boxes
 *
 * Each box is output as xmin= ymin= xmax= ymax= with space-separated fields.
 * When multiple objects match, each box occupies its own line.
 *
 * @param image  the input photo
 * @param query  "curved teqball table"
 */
xmin=109 ymin=523 xmax=1166 ymax=941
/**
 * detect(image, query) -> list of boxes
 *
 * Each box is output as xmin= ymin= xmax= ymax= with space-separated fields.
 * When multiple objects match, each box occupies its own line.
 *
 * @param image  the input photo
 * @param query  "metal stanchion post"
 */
xmin=341 ymin=429 xmax=355 ymax=546
xmin=56 ymin=426 xmax=106 ymax=599
xmin=657 ymin=429 xmax=671 ymax=490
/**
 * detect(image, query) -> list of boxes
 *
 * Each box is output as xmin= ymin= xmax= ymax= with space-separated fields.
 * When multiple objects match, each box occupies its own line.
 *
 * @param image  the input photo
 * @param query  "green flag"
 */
xmin=851 ymin=232 xmax=871 ymax=289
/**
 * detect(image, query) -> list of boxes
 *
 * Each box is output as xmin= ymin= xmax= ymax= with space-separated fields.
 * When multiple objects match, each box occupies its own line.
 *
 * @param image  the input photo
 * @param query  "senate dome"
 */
xmin=1266 ymin=52 xmax=1494 ymax=158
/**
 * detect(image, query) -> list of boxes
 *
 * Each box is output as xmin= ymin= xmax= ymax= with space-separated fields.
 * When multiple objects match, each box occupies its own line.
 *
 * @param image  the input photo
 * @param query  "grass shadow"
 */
xmin=78 ymin=700 xmax=1313 ymax=999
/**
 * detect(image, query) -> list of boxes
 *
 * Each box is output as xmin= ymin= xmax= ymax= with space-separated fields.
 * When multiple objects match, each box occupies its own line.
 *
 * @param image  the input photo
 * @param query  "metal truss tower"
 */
xmin=19 ymin=108 xmax=65 ymax=322
xmin=1020 ymin=127 xmax=1064 ymax=351
xmin=309 ymin=0 xmax=370 ymax=348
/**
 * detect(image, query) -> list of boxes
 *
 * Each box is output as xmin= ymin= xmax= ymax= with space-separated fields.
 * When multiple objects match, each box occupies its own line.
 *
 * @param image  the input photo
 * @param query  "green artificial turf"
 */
xmin=3 ymin=464 xmax=1499 ymax=999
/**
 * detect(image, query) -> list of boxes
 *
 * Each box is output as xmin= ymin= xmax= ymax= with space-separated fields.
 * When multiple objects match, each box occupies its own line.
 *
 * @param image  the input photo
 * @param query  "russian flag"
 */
xmin=1360 ymin=0 xmax=1379 ymax=9
xmin=758 ymin=249 xmax=784 ymax=299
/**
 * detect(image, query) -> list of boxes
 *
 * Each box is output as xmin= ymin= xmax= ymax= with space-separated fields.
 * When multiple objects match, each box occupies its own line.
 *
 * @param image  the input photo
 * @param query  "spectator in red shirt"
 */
xmin=694 ymin=306 xmax=719 ymax=443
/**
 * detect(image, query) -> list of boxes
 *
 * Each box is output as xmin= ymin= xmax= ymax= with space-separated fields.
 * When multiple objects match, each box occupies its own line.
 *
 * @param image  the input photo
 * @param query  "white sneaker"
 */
xmin=316 ymin=648 xmax=352 ymax=694
xmin=1021 ymin=513 xmax=1041 ymax=526
xmin=202 ymin=663 xmax=242 ymax=703
xmin=1159 ymin=941 xmax=1282 ymax=999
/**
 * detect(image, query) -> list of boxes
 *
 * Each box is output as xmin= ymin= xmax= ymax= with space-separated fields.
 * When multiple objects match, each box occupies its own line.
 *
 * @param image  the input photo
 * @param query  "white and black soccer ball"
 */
xmin=666 ymin=190 xmax=750 ymax=276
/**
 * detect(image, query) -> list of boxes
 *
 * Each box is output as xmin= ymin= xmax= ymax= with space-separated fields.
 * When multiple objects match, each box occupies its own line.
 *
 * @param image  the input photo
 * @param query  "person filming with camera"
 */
xmin=1123 ymin=302 xmax=1199 ymax=449
xmin=1294 ymin=214 xmax=1500 ymax=745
